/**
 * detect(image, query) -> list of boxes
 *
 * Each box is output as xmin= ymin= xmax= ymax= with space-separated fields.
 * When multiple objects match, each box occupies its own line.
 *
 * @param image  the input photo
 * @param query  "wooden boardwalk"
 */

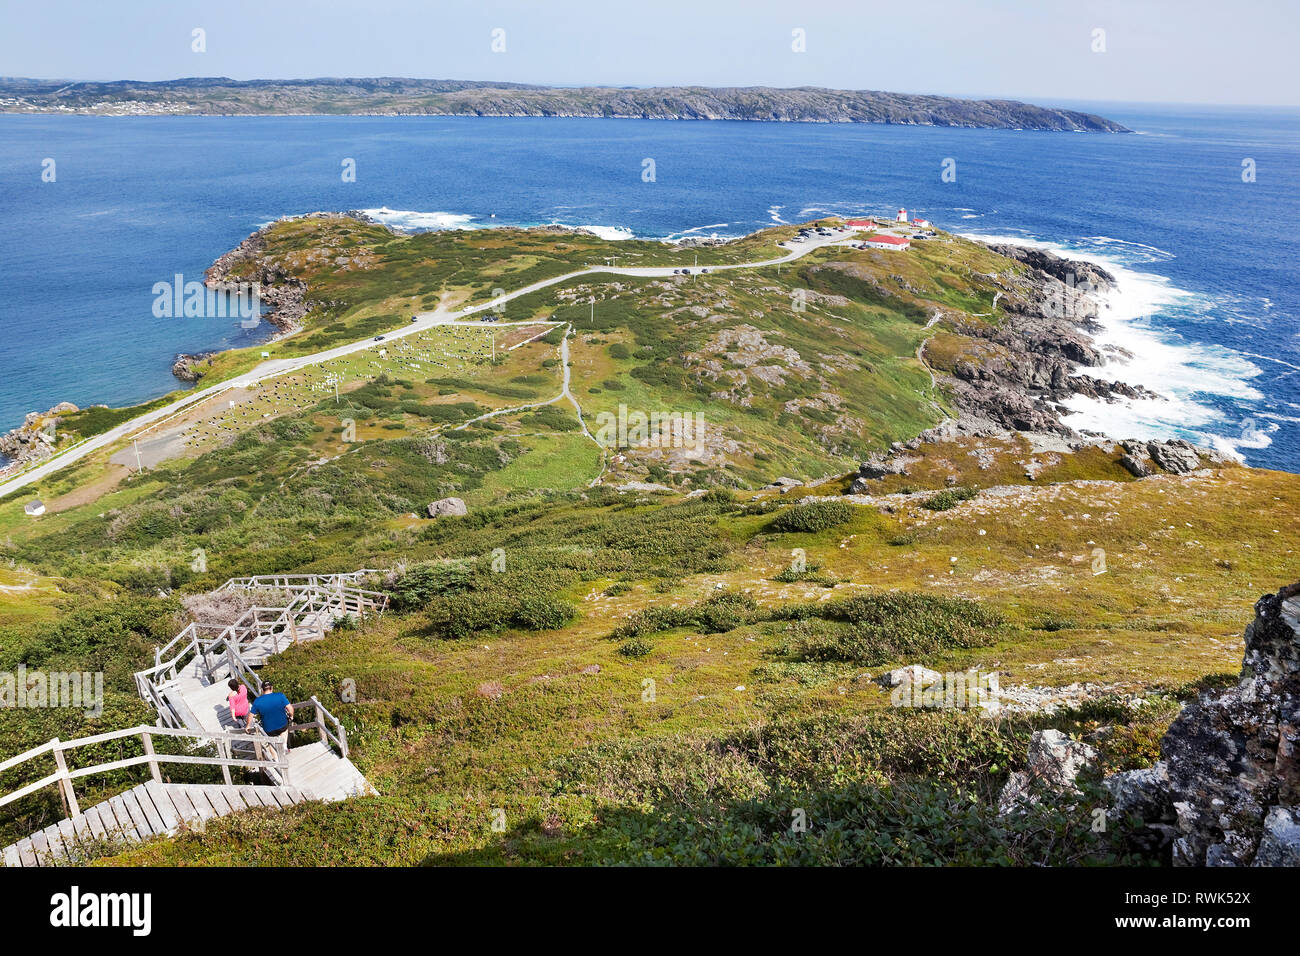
xmin=0 ymin=571 xmax=387 ymax=866
xmin=3 ymin=780 xmax=310 ymax=867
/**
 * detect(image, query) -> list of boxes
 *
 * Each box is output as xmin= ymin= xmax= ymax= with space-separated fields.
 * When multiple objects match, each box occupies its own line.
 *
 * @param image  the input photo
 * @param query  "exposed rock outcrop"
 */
xmin=0 ymin=402 xmax=78 ymax=468
xmin=1106 ymin=581 xmax=1300 ymax=865
xmin=172 ymin=352 xmax=217 ymax=382
xmin=998 ymin=729 xmax=1098 ymax=813
xmin=1146 ymin=438 xmax=1204 ymax=475
xmin=928 ymin=245 xmax=1167 ymax=436
xmin=876 ymin=664 xmax=942 ymax=689
xmin=203 ymin=212 xmax=375 ymax=336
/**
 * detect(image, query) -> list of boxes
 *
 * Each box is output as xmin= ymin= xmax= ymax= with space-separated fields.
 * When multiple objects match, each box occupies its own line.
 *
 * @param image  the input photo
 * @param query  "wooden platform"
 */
xmin=1 ymin=780 xmax=309 ymax=867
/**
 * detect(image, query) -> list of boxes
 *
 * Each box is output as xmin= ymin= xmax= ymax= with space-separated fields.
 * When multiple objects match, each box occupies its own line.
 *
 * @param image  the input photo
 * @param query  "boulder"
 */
xmin=857 ymin=455 xmax=909 ymax=480
xmin=1118 ymin=453 xmax=1152 ymax=478
xmin=426 ymin=497 xmax=468 ymax=519
xmin=998 ymin=729 xmax=1097 ymax=814
xmin=876 ymin=664 xmax=942 ymax=689
xmin=1252 ymin=807 xmax=1300 ymax=866
xmin=1147 ymin=439 xmax=1202 ymax=474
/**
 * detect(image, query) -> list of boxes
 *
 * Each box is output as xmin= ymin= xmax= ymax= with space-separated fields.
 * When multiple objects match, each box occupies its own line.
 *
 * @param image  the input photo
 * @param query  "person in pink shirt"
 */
xmin=226 ymin=679 xmax=251 ymax=728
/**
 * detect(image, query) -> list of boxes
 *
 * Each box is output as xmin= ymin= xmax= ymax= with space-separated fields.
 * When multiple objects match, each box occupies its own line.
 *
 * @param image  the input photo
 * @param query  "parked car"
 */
xmin=373 ymin=335 xmax=385 ymax=341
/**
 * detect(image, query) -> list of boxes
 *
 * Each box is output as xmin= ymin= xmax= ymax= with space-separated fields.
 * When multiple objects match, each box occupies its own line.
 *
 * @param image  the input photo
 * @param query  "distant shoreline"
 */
xmin=0 ymin=79 xmax=1132 ymax=131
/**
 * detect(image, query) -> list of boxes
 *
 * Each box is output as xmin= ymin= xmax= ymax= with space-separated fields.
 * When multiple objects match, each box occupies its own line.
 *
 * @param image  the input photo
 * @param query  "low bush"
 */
xmin=922 ymin=486 xmax=978 ymax=511
xmin=766 ymin=500 xmax=854 ymax=533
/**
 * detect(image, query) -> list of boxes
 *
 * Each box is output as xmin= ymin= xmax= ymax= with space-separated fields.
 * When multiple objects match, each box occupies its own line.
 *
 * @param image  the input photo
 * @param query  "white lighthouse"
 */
xmin=896 ymin=208 xmax=908 ymax=222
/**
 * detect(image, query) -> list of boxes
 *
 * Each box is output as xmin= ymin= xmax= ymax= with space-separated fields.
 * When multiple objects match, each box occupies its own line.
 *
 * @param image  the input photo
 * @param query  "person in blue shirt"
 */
xmin=246 ymin=682 xmax=293 ymax=737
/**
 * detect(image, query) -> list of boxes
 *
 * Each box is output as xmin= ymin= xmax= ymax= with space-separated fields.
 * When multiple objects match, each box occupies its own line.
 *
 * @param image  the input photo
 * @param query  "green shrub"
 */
xmin=766 ymin=500 xmax=854 ymax=533
xmin=388 ymin=562 xmax=475 ymax=611
xmin=617 ymin=638 xmax=654 ymax=658
xmin=611 ymin=591 xmax=758 ymax=640
xmin=921 ymin=486 xmax=978 ymax=511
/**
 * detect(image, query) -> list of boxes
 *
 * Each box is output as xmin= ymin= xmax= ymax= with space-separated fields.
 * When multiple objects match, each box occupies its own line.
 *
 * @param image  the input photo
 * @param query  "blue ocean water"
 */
xmin=0 ymin=106 xmax=1296 ymax=470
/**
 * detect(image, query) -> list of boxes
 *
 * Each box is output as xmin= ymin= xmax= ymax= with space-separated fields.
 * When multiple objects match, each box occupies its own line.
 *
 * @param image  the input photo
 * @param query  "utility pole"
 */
xmin=133 ymin=439 xmax=143 ymax=474
xmin=491 ymin=330 xmax=495 ymax=362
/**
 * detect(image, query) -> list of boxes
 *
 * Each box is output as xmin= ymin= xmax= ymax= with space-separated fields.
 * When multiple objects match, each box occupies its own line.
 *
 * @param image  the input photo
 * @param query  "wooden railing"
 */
xmin=135 ymin=580 xmax=389 ymax=727
xmin=289 ymin=696 xmax=350 ymax=759
xmin=219 ymin=571 xmax=388 ymax=593
xmin=0 ymin=725 xmax=290 ymax=820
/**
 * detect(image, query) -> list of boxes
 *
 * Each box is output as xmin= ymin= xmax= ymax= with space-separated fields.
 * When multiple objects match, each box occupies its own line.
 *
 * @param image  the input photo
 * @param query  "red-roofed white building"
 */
xmin=895 ymin=208 xmax=908 ymax=222
xmin=845 ymin=218 xmax=875 ymax=229
xmin=865 ymin=234 xmax=911 ymax=250
xmin=912 ymin=218 xmax=931 ymax=228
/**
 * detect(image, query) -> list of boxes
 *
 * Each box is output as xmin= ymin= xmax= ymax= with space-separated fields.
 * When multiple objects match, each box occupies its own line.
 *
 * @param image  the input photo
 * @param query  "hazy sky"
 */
xmin=3 ymin=0 xmax=1297 ymax=106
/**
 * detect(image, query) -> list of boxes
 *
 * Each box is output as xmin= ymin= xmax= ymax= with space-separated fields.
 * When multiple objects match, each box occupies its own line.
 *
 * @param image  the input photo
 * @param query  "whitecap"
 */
xmin=361 ymin=207 xmax=477 ymax=232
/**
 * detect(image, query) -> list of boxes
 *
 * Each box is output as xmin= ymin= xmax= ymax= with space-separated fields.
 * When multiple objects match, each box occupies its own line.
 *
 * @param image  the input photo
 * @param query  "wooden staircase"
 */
xmin=0 ymin=571 xmax=388 ymax=866
xmin=3 ymin=780 xmax=310 ymax=867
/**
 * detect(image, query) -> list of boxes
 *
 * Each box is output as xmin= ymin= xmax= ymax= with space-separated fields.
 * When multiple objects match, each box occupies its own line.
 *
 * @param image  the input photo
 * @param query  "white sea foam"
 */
xmin=962 ymin=231 xmax=1266 ymax=458
xmin=572 ymin=224 xmax=636 ymax=241
xmin=362 ymin=207 xmax=477 ymax=231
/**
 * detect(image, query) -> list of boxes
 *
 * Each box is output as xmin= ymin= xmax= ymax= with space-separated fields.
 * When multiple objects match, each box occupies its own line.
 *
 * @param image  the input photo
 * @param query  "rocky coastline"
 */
xmin=851 ymin=241 xmax=1233 ymax=484
xmin=938 ymin=242 xmax=1158 ymax=435
xmin=0 ymin=402 xmax=79 ymax=470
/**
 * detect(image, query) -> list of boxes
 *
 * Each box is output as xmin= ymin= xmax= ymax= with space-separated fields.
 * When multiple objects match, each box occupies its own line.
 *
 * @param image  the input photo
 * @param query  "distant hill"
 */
xmin=0 ymin=77 xmax=1130 ymax=130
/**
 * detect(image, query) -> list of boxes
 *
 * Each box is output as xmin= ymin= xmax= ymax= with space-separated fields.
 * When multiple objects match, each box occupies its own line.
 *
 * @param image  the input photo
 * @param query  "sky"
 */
xmin=2 ymin=0 xmax=1297 ymax=106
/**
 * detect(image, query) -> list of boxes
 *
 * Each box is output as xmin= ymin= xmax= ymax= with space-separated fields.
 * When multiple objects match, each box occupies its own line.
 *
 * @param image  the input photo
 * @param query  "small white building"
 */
xmin=865 ymin=235 xmax=912 ymax=251
xmin=24 ymin=500 xmax=45 ymax=516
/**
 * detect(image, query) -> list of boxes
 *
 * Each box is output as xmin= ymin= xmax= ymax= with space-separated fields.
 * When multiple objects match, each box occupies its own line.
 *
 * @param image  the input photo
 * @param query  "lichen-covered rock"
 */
xmin=1104 ymin=581 xmax=1300 ymax=866
xmin=1252 ymin=807 xmax=1300 ymax=866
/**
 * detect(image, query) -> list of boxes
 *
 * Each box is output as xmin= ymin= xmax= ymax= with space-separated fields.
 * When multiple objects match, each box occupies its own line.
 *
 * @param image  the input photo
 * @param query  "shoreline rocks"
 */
xmin=0 ymin=402 xmax=79 ymax=468
xmin=171 ymin=352 xmax=217 ymax=382
xmin=928 ymin=242 xmax=1158 ymax=437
